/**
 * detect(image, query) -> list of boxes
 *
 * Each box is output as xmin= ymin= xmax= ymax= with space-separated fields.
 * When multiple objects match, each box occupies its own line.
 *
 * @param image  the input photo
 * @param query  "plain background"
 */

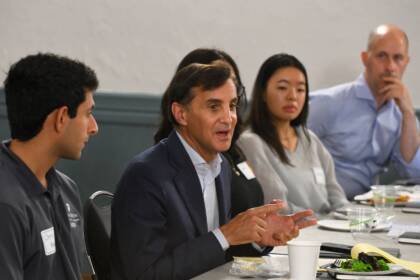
xmin=1 ymin=0 xmax=419 ymax=104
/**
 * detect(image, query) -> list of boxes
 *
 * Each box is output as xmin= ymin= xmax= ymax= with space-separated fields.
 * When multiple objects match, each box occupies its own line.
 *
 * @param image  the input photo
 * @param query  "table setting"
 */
xmin=192 ymin=185 xmax=420 ymax=279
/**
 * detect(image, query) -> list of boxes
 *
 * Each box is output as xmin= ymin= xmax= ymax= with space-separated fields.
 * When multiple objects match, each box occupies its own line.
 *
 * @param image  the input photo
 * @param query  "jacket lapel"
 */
xmin=167 ymin=131 xmax=208 ymax=235
xmin=215 ymin=159 xmax=231 ymax=226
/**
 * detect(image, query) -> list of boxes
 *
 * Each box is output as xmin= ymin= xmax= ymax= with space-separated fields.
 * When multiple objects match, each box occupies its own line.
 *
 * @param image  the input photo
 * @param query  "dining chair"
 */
xmin=84 ymin=190 xmax=114 ymax=280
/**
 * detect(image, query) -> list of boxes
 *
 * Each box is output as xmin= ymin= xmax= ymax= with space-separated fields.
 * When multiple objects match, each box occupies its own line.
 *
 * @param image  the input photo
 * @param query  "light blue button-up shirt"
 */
xmin=176 ymin=132 xmax=230 ymax=250
xmin=308 ymin=74 xmax=420 ymax=199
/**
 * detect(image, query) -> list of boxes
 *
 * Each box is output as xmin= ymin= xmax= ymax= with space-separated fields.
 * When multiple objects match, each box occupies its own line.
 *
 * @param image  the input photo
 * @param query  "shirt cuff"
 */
xmin=212 ymin=228 xmax=230 ymax=251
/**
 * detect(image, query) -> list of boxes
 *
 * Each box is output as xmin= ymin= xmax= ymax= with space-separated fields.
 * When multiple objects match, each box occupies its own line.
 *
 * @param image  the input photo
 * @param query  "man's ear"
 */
xmin=361 ymin=51 xmax=369 ymax=68
xmin=53 ymin=106 xmax=70 ymax=133
xmin=171 ymin=102 xmax=188 ymax=126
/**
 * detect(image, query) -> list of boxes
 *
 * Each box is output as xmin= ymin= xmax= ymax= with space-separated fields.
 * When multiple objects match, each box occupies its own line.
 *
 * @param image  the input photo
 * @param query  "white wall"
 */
xmin=1 ymin=0 xmax=419 ymax=104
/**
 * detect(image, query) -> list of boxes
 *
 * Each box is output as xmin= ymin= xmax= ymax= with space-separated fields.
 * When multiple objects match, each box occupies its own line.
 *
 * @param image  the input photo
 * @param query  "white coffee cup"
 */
xmin=287 ymin=240 xmax=321 ymax=280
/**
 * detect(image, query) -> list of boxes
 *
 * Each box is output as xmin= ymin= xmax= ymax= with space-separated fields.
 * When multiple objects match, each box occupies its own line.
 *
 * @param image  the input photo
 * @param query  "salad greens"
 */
xmin=339 ymin=253 xmax=390 ymax=272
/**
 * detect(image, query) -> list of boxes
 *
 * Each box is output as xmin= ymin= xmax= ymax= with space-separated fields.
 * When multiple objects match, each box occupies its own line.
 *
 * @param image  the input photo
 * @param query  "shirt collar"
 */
xmin=1 ymin=140 xmax=30 ymax=169
xmin=354 ymin=73 xmax=376 ymax=102
xmin=354 ymin=73 xmax=396 ymax=110
xmin=1 ymin=140 xmax=56 ymax=196
xmin=175 ymin=131 xmax=222 ymax=179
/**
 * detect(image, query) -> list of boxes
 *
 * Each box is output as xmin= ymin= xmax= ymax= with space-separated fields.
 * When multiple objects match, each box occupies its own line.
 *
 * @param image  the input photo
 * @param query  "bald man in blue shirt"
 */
xmin=309 ymin=24 xmax=420 ymax=199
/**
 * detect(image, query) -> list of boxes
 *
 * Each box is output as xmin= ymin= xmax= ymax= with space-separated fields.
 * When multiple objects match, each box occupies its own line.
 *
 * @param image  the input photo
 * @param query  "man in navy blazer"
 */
xmin=111 ymin=62 xmax=316 ymax=280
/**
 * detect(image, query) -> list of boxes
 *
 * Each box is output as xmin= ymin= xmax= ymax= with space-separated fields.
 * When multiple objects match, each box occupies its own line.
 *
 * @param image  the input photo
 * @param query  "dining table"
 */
xmin=191 ymin=207 xmax=420 ymax=279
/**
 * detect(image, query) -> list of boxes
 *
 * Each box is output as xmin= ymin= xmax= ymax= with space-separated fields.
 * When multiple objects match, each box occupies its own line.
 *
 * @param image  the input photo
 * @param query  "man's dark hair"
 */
xmin=164 ymin=62 xmax=233 ymax=127
xmin=154 ymin=48 xmax=244 ymax=143
xmin=247 ymin=53 xmax=309 ymax=165
xmin=4 ymin=53 xmax=98 ymax=141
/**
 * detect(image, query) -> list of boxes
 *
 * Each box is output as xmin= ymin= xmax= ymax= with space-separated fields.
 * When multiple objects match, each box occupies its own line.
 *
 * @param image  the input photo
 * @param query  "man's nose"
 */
xmin=386 ymin=57 xmax=397 ymax=73
xmin=89 ymin=116 xmax=99 ymax=135
xmin=220 ymin=107 xmax=235 ymax=124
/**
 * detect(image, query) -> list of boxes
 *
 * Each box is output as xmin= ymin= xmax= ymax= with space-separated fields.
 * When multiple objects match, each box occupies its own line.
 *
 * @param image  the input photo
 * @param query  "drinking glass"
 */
xmin=371 ymin=185 xmax=399 ymax=222
xmin=347 ymin=207 xmax=378 ymax=241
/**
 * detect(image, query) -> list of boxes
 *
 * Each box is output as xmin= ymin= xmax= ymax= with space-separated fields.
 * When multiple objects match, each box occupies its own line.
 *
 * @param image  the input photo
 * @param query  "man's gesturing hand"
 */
xmin=260 ymin=207 xmax=317 ymax=247
xmin=220 ymin=202 xmax=284 ymax=245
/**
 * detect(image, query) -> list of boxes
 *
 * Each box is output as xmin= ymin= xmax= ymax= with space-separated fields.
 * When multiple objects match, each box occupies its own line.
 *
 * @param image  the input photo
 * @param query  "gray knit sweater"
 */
xmin=237 ymin=128 xmax=349 ymax=214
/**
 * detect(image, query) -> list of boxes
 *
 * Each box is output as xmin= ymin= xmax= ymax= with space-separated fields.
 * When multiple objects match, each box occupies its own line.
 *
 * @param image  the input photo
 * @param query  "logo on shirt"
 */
xmin=65 ymin=203 xmax=80 ymax=228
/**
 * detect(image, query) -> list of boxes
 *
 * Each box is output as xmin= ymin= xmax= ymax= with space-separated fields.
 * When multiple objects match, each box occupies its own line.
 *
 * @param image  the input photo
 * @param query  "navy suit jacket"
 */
xmin=111 ymin=131 xmax=234 ymax=279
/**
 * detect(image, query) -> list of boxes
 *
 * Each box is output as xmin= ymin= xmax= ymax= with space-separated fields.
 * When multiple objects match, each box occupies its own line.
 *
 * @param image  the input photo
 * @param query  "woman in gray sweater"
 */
xmin=237 ymin=53 xmax=349 ymax=214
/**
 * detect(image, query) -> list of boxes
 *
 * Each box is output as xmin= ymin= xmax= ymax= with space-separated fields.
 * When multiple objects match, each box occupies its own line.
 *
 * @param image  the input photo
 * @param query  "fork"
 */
xmin=333 ymin=259 xmax=344 ymax=268
xmin=319 ymin=259 xmax=343 ymax=270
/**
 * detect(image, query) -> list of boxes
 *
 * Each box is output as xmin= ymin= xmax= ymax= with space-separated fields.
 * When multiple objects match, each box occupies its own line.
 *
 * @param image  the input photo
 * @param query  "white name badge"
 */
xmin=40 ymin=227 xmax=56 ymax=256
xmin=237 ymin=161 xmax=256 ymax=180
xmin=312 ymin=167 xmax=326 ymax=185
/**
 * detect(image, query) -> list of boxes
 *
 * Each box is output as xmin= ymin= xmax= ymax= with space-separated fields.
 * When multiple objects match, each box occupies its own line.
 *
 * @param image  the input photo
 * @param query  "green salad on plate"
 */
xmin=340 ymin=252 xmax=390 ymax=272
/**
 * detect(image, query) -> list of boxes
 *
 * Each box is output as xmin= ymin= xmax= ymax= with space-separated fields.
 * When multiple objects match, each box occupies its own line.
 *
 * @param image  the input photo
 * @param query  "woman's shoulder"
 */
xmin=306 ymin=128 xmax=321 ymax=141
xmin=238 ymin=130 xmax=266 ymax=146
xmin=309 ymin=129 xmax=329 ymax=151
xmin=297 ymin=127 xmax=322 ymax=143
xmin=302 ymin=127 xmax=332 ymax=158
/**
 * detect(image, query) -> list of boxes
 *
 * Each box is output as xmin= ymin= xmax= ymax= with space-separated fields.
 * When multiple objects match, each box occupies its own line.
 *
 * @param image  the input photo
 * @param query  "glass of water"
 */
xmin=347 ymin=207 xmax=378 ymax=240
xmin=371 ymin=185 xmax=399 ymax=222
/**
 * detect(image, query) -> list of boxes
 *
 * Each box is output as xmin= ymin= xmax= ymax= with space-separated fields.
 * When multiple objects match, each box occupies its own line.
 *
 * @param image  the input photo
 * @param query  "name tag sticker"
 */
xmin=313 ymin=167 xmax=325 ymax=185
xmin=40 ymin=227 xmax=56 ymax=256
xmin=237 ymin=161 xmax=256 ymax=180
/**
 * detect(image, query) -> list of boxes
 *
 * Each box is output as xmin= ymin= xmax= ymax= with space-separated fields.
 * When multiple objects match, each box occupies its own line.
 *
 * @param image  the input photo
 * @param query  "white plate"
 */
xmin=354 ymin=191 xmax=373 ymax=201
xmin=318 ymin=219 xmax=390 ymax=232
xmin=354 ymin=190 xmax=420 ymax=203
xmin=402 ymin=207 xmax=420 ymax=214
xmin=327 ymin=264 xmax=404 ymax=276
xmin=229 ymin=257 xmax=288 ymax=278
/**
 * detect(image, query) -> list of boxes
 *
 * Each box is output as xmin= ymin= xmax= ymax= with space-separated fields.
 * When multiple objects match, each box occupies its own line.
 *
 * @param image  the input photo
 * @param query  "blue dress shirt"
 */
xmin=176 ymin=131 xmax=230 ymax=250
xmin=308 ymin=74 xmax=420 ymax=199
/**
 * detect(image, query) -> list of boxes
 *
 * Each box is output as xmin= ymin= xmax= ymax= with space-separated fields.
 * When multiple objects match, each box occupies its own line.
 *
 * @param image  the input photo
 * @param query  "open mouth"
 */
xmin=215 ymin=130 xmax=231 ymax=140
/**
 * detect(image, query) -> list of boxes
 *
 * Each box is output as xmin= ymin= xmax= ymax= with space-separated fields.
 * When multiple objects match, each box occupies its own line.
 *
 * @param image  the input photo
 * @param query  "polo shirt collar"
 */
xmin=1 ymin=140 xmax=56 ymax=197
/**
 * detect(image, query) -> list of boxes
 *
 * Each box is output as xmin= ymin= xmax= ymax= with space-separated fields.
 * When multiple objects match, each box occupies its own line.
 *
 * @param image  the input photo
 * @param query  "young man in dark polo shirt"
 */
xmin=0 ymin=53 xmax=99 ymax=280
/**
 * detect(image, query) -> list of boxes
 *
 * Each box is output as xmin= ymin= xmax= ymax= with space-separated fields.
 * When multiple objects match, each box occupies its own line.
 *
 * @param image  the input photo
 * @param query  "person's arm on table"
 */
xmin=112 ymin=166 xmax=285 ymax=280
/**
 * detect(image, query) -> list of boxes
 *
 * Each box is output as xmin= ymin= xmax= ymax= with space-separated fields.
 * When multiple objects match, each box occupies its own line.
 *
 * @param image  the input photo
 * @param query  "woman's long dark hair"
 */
xmin=247 ymin=53 xmax=310 ymax=165
xmin=154 ymin=48 xmax=245 ymax=144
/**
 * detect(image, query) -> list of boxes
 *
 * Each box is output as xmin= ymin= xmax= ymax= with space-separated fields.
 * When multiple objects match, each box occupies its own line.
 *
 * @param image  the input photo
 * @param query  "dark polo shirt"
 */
xmin=0 ymin=141 xmax=85 ymax=280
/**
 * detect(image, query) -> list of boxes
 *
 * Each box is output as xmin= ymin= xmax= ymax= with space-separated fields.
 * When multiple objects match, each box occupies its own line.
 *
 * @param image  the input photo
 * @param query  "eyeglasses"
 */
xmin=236 ymin=84 xmax=247 ymax=109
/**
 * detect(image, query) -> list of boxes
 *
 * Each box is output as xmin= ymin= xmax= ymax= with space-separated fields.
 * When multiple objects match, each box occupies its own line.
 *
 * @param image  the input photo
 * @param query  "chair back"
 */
xmin=84 ymin=190 xmax=114 ymax=280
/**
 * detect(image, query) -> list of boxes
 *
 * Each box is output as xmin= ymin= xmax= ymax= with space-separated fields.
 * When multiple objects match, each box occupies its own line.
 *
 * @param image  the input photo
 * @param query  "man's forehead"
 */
xmin=82 ymin=91 xmax=95 ymax=107
xmin=369 ymin=28 xmax=408 ymax=53
xmin=192 ymin=80 xmax=237 ymax=101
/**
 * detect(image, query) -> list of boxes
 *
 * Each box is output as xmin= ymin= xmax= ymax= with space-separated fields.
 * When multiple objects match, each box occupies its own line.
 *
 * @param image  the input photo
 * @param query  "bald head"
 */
xmin=367 ymin=24 xmax=409 ymax=52
xmin=361 ymin=24 xmax=410 ymax=97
